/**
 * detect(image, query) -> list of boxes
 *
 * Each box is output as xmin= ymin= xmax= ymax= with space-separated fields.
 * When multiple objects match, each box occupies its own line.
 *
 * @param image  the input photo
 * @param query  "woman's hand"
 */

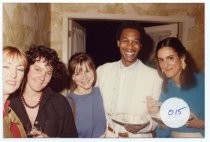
xmin=30 ymin=129 xmax=49 ymax=138
xmin=185 ymin=112 xmax=204 ymax=129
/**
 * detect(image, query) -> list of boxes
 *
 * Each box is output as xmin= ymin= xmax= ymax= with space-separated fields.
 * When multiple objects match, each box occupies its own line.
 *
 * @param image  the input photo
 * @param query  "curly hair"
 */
xmin=25 ymin=45 xmax=62 ymax=78
xmin=10 ymin=45 xmax=63 ymax=97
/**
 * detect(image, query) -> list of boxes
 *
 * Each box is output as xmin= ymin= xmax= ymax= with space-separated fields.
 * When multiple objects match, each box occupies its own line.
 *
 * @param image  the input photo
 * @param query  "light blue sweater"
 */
xmin=157 ymin=73 xmax=205 ymax=137
xmin=66 ymin=87 xmax=106 ymax=138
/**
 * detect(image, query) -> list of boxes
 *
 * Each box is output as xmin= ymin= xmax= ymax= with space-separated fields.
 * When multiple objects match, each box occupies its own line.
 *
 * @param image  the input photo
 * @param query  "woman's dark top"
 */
xmin=9 ymin=87 xmax=78 ymax=137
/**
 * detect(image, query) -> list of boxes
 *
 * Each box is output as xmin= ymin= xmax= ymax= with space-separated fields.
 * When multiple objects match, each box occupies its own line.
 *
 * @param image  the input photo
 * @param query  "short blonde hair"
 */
xmin=3 ymin=46 xmax=27 ymax=68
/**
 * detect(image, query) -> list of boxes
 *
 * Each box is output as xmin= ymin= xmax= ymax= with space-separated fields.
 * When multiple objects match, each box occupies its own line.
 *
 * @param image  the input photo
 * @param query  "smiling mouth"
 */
xmin=164 ymin=68 xmax=173 ymax=72
xmin=6 ymin=81 xmax=16 ymax=86
xmin=81 ymin=79 xmax=91 ymax=85
xmin=124 ymin=51 xmax=135 ymax=57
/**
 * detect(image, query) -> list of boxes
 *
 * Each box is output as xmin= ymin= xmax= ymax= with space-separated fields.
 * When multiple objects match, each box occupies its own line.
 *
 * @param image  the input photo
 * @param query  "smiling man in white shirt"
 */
xmin=96 ymin=21 xmax=162 ymax=138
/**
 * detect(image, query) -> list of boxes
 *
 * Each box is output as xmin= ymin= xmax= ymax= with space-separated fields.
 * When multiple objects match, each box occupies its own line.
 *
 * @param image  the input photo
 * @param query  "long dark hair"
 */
xmin=155 ymin=37 xmax=198 ymax=92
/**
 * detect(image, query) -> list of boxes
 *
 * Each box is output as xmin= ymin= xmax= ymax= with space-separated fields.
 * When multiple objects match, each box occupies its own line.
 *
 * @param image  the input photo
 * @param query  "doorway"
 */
xmin=68 ymin=19 xmax=178 ymax=67
xmin=58 ymin=14 xmax=194 ymax=95
xmin=62 ymin=13 xmax=194 ymax=67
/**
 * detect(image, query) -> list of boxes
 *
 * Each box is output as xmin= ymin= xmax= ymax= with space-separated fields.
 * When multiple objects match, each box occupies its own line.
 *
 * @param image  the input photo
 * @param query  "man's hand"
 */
xmin=146 ymin=96 xmax=160 ymax=114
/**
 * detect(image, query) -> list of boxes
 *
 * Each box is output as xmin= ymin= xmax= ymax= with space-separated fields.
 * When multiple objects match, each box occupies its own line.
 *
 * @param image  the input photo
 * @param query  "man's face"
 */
xmin=117 ymin=28 xmax=141 ymax=67
xmin=26 ymin=58 xmax=53 ymax=92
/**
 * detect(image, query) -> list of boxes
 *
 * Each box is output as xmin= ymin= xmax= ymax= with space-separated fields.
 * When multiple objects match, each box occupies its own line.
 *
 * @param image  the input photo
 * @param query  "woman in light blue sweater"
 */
xmin=148 ymin=37 xmax=204 ymax=138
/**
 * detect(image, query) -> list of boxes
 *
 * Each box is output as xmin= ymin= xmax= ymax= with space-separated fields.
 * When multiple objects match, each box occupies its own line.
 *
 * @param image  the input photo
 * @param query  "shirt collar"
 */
xmin=119 ymin=59 xmax=139 ymax=70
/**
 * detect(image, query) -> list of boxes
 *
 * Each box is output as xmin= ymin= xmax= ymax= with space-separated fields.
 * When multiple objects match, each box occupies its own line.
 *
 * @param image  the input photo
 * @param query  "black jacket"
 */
xmin=9 ymin=87 xmax=78 ymax=137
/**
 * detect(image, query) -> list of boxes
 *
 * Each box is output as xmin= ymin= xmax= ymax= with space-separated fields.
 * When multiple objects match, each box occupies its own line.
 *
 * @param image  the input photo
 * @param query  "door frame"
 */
xmin=145 ymin=23 xmax=179 ymax=62
xmin=62 ymin=13 xmax=194 ymax=65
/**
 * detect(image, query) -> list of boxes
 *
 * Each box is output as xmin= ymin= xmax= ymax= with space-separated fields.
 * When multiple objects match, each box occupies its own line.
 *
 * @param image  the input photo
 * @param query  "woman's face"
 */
xmin=3 ymin=57 xmax=25 ymax=95
xmin=157 ymin=46 xmax=184 ymax=83
xmin=72 ymin=63 xmax=94 ymax=93
xmin=26 ymin=58 xmax=53 ymax=93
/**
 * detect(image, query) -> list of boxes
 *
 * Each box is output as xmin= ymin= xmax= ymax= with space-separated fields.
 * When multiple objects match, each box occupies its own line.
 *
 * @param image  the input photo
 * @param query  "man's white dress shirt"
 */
xmin=96 ymin=59 xmax=162 ymax=137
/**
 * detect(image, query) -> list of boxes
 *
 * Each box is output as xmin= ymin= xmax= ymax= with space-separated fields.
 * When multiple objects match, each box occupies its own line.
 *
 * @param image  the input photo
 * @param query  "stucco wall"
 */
xmin=3 ymin=3 xmax=50 ymax=51
xmin=3 ymin=3 xmax=204 ymax=72
xmin=50 ymin=3 xmax=204 ymax=72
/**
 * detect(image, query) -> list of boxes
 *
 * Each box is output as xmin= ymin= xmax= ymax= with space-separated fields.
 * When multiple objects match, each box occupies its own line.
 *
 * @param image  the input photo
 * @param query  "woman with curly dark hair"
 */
xmin=9 ymin=45 xmax=78 ymax=137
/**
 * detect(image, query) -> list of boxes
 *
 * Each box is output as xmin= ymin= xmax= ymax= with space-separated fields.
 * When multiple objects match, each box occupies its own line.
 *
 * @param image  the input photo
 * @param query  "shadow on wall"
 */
xmin=139 ymin=33 xmax=154 ymax=67
xmin=49 ymin=62 xmax=70 ymax=93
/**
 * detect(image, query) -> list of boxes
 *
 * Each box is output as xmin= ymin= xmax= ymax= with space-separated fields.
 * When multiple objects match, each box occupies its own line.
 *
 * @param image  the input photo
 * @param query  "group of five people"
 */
xmin=3 ymin=21 xmax=204 ymax=138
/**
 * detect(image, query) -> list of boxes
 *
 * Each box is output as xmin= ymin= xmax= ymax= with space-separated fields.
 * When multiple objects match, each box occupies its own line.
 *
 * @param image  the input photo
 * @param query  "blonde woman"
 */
xmin=3 ymin=46 xmax=27 ymax=137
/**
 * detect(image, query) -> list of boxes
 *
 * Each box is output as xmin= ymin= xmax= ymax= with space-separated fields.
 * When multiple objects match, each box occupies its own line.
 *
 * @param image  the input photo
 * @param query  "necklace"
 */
xmin=21 ymin=95 xmax=42 ymax=109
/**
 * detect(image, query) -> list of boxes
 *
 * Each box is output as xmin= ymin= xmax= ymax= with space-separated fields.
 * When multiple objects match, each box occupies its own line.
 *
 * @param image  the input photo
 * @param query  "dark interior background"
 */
xmin=75 ymin=20 xmax=166 ymax=67
xmin=50 ymin=20 xmax=167 ymax=92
